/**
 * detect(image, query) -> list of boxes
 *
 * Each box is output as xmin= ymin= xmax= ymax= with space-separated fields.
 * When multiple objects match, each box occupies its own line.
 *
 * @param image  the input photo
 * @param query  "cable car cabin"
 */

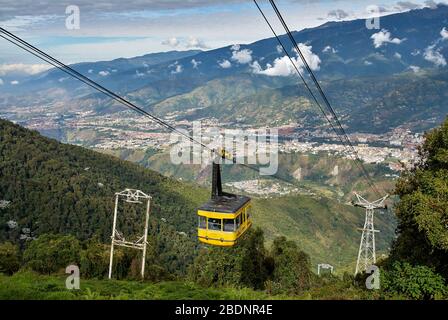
xmin=197 ymin=150 xmax=252 ymax=247
xmin=198 ymin=194 xmax=252 ymax=247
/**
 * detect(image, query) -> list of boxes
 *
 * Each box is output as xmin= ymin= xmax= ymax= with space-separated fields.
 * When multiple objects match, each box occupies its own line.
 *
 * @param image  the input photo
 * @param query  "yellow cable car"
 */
xmin=197 ymin=149 xmax=252 ymax=247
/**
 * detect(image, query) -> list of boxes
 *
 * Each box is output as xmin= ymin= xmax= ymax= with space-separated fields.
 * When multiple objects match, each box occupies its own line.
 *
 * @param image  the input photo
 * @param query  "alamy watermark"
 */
xmin=169 ymin=121 xmax=278 ymax=176
xmin=65 ymin=265 xmax=80 ymax=290
xmin=365 ymin=265 xmax=380 ymax=290
xmin=365 ymin=5 xmax=381 ymax=30
xmin=65 ymin=5 xmax=80 ymax=30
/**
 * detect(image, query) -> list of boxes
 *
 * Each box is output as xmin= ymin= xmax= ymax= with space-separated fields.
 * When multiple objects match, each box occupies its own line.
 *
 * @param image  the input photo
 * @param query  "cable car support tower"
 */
xmin=353 ymin=193 xmax=388 ymax=275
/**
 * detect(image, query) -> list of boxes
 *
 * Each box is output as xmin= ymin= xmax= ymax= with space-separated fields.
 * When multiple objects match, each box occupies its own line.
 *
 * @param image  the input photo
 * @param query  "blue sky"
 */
xmin=0 ymin=0 xmax=443 ymax=70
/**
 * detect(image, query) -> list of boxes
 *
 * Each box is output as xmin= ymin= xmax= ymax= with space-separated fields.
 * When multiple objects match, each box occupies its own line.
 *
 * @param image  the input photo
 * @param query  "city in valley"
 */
xmin=0 ymin=107 xmax=421 ymax=197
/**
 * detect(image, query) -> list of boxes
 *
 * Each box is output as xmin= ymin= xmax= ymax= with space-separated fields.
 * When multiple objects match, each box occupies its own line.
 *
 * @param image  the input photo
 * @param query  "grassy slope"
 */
xmin=0 ymin=271 xmax=284 ymax=300
xmin=253 ymin=196 xmax=396 ymax=273
xmin=0 ymin=271 xmax=376 ymax=300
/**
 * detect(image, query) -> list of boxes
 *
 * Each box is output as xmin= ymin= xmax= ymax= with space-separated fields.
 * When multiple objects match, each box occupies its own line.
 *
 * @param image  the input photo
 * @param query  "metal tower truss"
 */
xmin=108 ymin=188 xmax=151 ymax=279
xmin=353 ymin=193 xmax=388 ymax=275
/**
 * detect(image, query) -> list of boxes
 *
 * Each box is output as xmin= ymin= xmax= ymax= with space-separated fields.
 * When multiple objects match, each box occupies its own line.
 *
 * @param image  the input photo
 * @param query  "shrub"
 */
xmin=23 ymin=234 xmax=81 ymax=274
xmin=382 ymin=262 xmax=447 ymax=300
xmin=80 ymin=241 xmax=111 ymax=279
xmin=268 ymin=236 xmax=312 ymax=294
xmin=187 ymin=228 xmax=268 ymax=289
xmin=0 ymin=242 xmax=20 ymax=275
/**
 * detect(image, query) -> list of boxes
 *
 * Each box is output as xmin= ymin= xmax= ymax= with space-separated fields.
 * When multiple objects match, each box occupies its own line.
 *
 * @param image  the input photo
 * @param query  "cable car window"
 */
xmin=236 ymin=214 xmax=241 ymax=228
xmin=208 ymin=218 xmax=222 ymax=231
xmin=246 ymin=207 xmax=251 ymax=220
xmin=198 ymin=216 xmax=206 ymax=229
xmin=223 ymin=219 xmax=235 ymax=232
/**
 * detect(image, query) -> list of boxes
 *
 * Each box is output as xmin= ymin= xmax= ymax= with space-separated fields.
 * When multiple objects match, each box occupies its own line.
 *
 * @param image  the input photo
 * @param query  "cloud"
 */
xmin=162 ymin=36 xmax=208 ymax=49
xmin=424 ymin=0 xmax=439 ymax=8
xmin=10 ymin=80 xmax=19 ymax=85
xmin=293 ymin=44 xmax=321 ymax=71
xmin=394 ymin=52 xmax=402 ymax=59
xmin=169 ymin=62 xmax=183 ymax=74
xmin=253 ymin=43 xmax=321 ymax=77
xmin=424 ymin=0 xmax=445 ymax=9
xmin=231 ymin=44 xmax=240 ymax=51
xmin=327 ymin=9 xmax=349 ymax=20
xmin=394 ymin=1 xmax=421 ymax=11
xmin=98 ymin=70 xmax=110 ymax=76
xmin=161 ymin=37 xmax=180 ymax=48
xmin=186 ymin=37 xmax=208 ymax=49
xmin=191 ymin=59 xmax=201 ymax=69
xmin=172 ymin=65 xmax=183 ymax=74
xmin=135 ymin=70 xmax=145 ymax=77
xmin=0 ymin=63 xmax=52 ymax=75
xmin=218 ymin=59 xmax=232 ymax=69
xmin=0 ymin=78 xmax=3 ymax=85
xmin=252 ymin=57 xmax=295 ymax=76
xmin=229 ymin=44 xmax=254 ymax=65
xmin=441 ymin=27 xmax=448 ymax=40
xmin=371 ymin=29 xmax=405 ymax=48
xmin=424 ymin=44 xmax=447 ymax=66
xmin=322 ymin=45 xmax=337 ymax=54
xmin=364 ymin=60 xmax=373 ymax=66
xmin=409 ymin=65 xmax=421 ymax=73
xmin=0 ymin=0 xmax=252 ymax=21
xmin=231 ymin=48 xmax=253 ymax=64
xmin=276 ymin=45 xmax=283 ymax=54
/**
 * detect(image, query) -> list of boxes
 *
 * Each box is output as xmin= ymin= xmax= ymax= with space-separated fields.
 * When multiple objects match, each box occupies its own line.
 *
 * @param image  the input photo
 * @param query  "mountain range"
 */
xmin=1 ymin=5 xmax=448 ymax=133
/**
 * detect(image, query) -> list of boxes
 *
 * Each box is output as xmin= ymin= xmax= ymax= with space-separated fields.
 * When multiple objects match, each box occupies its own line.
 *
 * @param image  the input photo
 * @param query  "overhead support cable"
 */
xmin=0 ymin=27 xmax=209 ymax=150
xmin=0 ymin=27 xmax=294 ymax=187
xmin=253 ymin=0 xmax=383 ymax=198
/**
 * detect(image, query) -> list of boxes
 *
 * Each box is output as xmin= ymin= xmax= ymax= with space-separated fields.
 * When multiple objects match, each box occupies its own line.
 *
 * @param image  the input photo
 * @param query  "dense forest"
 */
xmin=1 ymin=118 xmax=448 ymax=299
xmin=0 ymin=119 xmax=204 ymax=276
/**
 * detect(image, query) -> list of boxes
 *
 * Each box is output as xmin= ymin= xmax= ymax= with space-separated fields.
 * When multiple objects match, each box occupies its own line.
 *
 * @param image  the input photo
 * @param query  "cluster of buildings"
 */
xmin=0 ymin=107 xmax=423 ymax=172
xmin=225 ymin=179 xmax=310 ymax=197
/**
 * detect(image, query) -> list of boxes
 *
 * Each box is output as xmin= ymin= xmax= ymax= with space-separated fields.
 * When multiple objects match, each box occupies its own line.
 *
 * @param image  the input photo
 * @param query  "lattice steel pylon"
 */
xmin=353 ymin=193 xmax=388 ymax=275
xmin=108 ymin=189 xmax=151 ymax=279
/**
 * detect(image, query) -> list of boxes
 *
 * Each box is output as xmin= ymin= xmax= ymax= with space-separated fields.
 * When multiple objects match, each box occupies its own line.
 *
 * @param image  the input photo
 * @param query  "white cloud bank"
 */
xmin=371 ymin=29 xmax=405 ymax=48
xmin=441 ymin=27 xmax=448 ymax=40
xmin=186 ymin=37 xmax=208 ymax=49
xmin=409 ymin=65 xmax=421 ymax=73
xmin=162 ymin=36 xmax=208 ymax=49
xmin=161 ymin=37 xmax=180 ymax=48
xmin=0 ymin=63 xmax=52 ymax=75
xmin=252 ymin=44 xmax=321 ymax=77
xmin=231 ymin=47 xmax=253 ymax=64
xmin=218 ymin=59 xmax=232 ymax=69
xmin=424 ymin=44 xmax=447 ymax=67
xmin=169 ymin=62 xmax=183 ymax=74
xmin=191 ymin=59 xmax=201 ymax=69
xmin=322 ymin=45 xmax=337 ymax=54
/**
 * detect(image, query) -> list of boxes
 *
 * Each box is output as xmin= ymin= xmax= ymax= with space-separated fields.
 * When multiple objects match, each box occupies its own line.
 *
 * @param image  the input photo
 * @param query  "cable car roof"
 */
xmin=198 ymin=194 xmax=251 ymax=214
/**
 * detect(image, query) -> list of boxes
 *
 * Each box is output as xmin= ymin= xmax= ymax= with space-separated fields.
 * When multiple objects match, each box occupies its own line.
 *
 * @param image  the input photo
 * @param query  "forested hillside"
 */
xmin=0 ymin=119 xmax=207 ymax=275
xmin=0 ymin=119 xmax=396 ymax=271
xmin=1 ymin=119 xmax=448 ymax=299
